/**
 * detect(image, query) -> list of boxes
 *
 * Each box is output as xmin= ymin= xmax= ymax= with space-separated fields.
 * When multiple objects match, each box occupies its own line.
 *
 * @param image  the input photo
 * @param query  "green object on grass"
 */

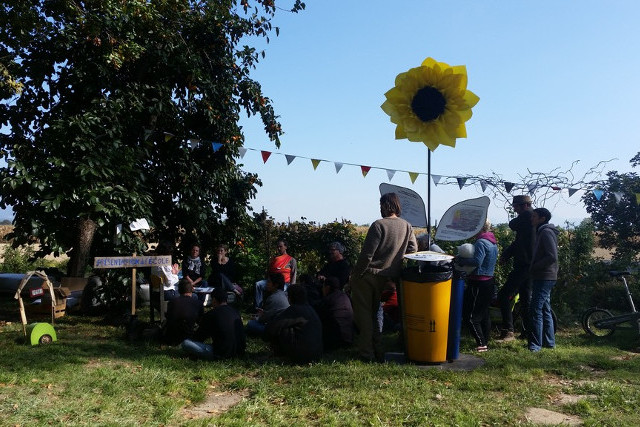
xmin=27 ymin=322 xmax=57 ymax=346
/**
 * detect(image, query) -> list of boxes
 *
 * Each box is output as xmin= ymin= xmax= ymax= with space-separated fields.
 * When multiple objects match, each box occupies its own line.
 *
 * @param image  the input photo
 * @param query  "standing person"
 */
xmin=456 ymin=220 xmax=499 ymax=352
xmin=181 ymin=288 xmax=246 ymax=360
xmin=317 ymin=242 xmax=351 ymax=289
xmin=254 ymin=240 xmax=297 ymax=309
xmin=528 ymin=208 xmax=559 ymax=352
xmin=497 ymin=195 xmax=535 ymax=341
xmin=182 ymin=243 xmax=206 ymax=288
xmin=350 ymin=192 xmax=417 ymax=362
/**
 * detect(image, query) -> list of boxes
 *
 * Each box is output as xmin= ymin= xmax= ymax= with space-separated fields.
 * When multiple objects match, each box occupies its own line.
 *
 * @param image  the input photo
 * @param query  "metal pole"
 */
xmin=427 ymin=150 xmax=432 ymax=237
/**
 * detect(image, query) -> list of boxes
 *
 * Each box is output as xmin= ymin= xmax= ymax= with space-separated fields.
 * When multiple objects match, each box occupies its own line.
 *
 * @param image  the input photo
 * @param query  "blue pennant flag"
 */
xmin=593 ymin=189 xmax=604 ymax=201
xmin=211 ymin=142 xmax=223 ymax=152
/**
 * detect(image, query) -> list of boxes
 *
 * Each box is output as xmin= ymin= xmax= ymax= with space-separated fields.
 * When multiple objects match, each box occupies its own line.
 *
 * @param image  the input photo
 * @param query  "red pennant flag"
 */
xmin=361 ymin=166 xmax=371 ymax=177
xmin=261 ymin=150 xmax=272 ymax=163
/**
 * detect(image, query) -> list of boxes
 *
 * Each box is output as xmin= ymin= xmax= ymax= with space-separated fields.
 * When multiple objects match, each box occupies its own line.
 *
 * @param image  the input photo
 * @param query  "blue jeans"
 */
xmin=246 ymin=318 xmax=266 ymax=336
xmin=181 ymin=339 xmax=214 ymax=360
xmin=528 ymin=280 xmax=556 ymax=351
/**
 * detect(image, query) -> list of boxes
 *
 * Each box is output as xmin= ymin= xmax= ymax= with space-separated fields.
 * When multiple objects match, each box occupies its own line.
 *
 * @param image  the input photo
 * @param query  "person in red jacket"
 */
xmin=254 ymin=239 xmax=297 ymax=308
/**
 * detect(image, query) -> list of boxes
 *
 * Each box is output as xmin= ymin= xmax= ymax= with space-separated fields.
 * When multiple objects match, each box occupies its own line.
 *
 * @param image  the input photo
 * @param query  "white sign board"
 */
xmin=435 ymin=196 xmax=491 ymax=241
xmin=379 ymin=183 xmax=427 ymax=228
xmin=93 ymin=256 xmax=172 ymax=269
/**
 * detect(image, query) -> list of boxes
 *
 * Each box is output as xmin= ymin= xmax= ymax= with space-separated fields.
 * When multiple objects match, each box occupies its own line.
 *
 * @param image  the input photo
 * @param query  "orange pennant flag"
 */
xmin=361 ymin=166 xmax=371 ymax=177
xmin=311 ymin=159 xmax=321 ymax=170
xmin=261 ymin=151 xmax=272 ymax=163
xmin=409 ymin=172 xmax=419 ymax=183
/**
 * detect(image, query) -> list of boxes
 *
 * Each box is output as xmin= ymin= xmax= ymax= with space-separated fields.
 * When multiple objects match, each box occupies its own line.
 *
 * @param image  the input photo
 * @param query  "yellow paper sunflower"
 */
xmin=381 ymin=57 xmax=479 ymax=151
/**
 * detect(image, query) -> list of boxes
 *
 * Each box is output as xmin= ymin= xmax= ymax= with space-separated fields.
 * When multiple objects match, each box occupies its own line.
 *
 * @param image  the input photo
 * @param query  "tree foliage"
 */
xmin=582 ymin=152 xmax=640 ymax=264
xmin=0 ymin=0 xmax=304 ymax=276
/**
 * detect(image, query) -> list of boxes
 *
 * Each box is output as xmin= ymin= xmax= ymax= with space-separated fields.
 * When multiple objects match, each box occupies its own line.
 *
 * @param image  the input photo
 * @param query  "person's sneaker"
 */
xmin=497 ymin=331 xmax=516 ymax=342
xmin=475 ymin=345 xmax=488 ymax=352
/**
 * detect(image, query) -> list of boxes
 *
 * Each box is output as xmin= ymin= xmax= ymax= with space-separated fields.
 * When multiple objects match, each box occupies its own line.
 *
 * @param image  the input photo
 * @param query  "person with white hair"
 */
xmin=456 ymin=219 xmax=498 ymax=352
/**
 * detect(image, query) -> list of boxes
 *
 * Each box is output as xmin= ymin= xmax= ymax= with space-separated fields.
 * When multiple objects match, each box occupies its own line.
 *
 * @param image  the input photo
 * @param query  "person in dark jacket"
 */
xmin=246 ymin=273 xmax=289 ymax=336
xmin=528 ymin=208 xmax=559 ymax=352
xmin=181 ymin=287 xmax=246 ymax=360
xmin=316 ymin=277 xmax=354 ymax=351
xmin=497 ymin=194 xmax=536 ymax=341
xmin=163 ymin=279 xmax=203 ymax=345
xmin=317 ymin=242 xmax=352 ymax=289
xmin=266 ymin=284 xmax=323 ymax=363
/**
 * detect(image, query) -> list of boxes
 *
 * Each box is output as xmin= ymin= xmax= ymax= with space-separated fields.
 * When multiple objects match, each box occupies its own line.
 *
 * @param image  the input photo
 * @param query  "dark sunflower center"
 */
xmin=411 ymin=86 xmax=446 ymax=122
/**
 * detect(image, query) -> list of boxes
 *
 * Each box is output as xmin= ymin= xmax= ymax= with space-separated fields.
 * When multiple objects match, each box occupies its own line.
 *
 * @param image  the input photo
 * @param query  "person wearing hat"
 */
xmin=497 ymin=194 xmax=536 ymax=341
xmin=317 ymin=241 xmax=352 ymax=289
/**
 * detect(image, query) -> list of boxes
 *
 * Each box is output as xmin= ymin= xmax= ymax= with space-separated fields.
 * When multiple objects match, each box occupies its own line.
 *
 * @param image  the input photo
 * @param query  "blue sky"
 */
xmin=238 ymin=0 xmax=640 ymax=227
xmin=2 ymin=1 xmax=639 ymax=230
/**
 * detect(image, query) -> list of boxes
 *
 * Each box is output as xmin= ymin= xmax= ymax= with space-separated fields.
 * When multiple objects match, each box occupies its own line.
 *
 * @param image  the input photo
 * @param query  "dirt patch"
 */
xmin=552 ymin=392 xmax=596 ymax=406
xmin=524 ymin=407 xmax=582 ymax=425
xmin=610 ymin=351 xmax=640 ymax=360
xmin=181 ymin=390 xmax=249 ymax=420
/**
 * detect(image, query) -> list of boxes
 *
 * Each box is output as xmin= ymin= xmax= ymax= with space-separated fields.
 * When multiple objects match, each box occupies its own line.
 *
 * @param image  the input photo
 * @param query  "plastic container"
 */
xmin=401 ymin=264 xmax=453 ymax=363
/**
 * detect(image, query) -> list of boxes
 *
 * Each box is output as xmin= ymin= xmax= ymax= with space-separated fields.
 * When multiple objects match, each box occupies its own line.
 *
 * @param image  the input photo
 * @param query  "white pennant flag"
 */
xmin=189 ymin=138 xmax=199 ymax=149
xmin=613 ymin=191 xmax=623 ymax=203
xmin=528 ymin=183 xmax=537 ymax=195
xmin=386 ymin=169 xmax=396 ymax=181
xmin=480 ymin=180 xmax=488 ymax=192
xmin=334 ymin=162 xmax=343 ymax=173
xmin=285 ymin=155 xmax=296 ymax=165
xmin=432 ymin=174 xmax=442 ymax=186
xmin=238 ymin=147 xmax=247 ymax=158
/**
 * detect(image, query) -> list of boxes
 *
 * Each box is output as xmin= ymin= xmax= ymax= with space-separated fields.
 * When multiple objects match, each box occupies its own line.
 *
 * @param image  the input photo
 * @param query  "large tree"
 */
xmin=582 ymin=152 xmax=640 ymax=263
xmin=0 ymin=0 xmax=304 ymax=276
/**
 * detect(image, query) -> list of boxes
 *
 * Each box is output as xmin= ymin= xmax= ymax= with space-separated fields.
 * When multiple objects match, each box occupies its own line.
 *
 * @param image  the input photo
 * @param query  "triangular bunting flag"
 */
xmin=190 ymin=138 xmax=200 ymax=149
xmin=361 ymin=166 xmax=371 ymax=177
xmin=143 ymin=129 xmax=153 ymax=141
xmin=285 ymin=155 xmax=296 ymax=165
xmin=480 ymin=180 xmax=488 ymax=192
xmin=456 ymin=177 xmax=467 ymax=189
xmin=238 ymin=147 xmax=247 ymax=158
xmin=432 ymin=175 xmax=441 ymax=186
xmin=527 ymin=183 xmax=537 ymax=195
xmin=504 ymin=182 xmax=515 ymax=193
xmin=613 ymin=191 xmax=623 ymax=203
xmin=334 ymin=162 xmax=343 ymax=173
xmin=261 ymin=150 xmax=272 ymax=163
xmin=211 ymin=142 xmax=223 ymax=152
xmin=551 ymin=186 xmax=561 ymax=191
xmin=593 ymin=189 xmax=604 ymax=201
xmin=386 ymin=169 xmax=396 ymax=181
xmin=568 ymin=188 xmax=578 ymax=197
xmin=164 ymin=133 xmax=174 ymax=142
xmin=409 ymin=172 xmax=419 ymax=184
xmin=636 ymin=193 xmax=640 ymax=205
xmin=311 ymin=159 xmax=321 ymax=170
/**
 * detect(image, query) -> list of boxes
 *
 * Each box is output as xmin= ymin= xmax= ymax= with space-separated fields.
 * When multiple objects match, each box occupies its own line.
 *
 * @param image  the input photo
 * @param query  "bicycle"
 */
xmin=581 ymin=270 xmax=640 ymax=337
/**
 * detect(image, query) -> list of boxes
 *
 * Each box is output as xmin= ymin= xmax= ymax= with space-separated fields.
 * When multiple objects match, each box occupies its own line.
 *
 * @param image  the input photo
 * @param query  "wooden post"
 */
xmin=131 ymin=253 xmax=137 ymax=316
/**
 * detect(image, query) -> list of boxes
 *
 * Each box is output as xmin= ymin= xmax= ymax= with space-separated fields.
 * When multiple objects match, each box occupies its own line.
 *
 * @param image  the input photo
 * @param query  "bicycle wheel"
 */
xmin=582 ymin=308 xmax=615 ymax=337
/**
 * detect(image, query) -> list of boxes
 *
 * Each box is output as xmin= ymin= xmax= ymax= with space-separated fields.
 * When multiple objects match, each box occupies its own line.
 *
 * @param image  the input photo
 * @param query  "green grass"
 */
xmin=1 ymin=301 xmax=640 ymax=426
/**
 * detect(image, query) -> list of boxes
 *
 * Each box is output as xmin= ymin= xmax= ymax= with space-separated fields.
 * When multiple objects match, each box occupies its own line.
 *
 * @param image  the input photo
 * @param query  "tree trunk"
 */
xmin=66 ymin=217 xmax=98 ymax=277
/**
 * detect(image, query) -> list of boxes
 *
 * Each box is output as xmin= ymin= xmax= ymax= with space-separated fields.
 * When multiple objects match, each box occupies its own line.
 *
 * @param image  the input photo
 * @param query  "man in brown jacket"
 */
xmin=351 ymin=192 xmax=417 ymax=362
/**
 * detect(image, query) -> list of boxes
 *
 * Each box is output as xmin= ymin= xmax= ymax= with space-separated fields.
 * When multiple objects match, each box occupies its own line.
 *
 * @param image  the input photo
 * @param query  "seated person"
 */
xmin=298 ymin=273 xmax=323 ymax=308
xmin=182 ymin=243 xmax=207 ymax=288
xmin=162 ymin=279 xmax=204 ymax=345
xmin=151 ymin=240 xmax=180 ymax=301
xmin=315 ymin=276 xmax=353 ymax=351
xmin=316 ymin=241 xmax=351 ymax=289
xmin=255 ymin=239 xmax=297 ymax=309
xmin=208 ymin=244 xmax=243 ymax=296
xmin=246 ymin=273 xmax=290 ymax=336
xmin=181 ymin=288 xmax=246 ymax=360
xmin=265 ymin=284 xmax=323 ymax=363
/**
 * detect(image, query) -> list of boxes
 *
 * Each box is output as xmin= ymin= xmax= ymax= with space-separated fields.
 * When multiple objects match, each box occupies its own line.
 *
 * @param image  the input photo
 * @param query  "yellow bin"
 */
xmin=401 ymin=266 xmax=452 ymax=363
